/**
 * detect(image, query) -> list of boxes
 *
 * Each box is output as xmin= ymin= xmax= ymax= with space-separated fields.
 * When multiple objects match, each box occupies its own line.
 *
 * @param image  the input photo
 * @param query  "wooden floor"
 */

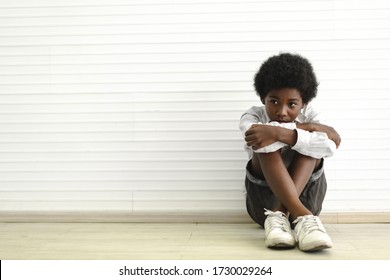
xmin=1 ymin=222 xmax=390 ymax=260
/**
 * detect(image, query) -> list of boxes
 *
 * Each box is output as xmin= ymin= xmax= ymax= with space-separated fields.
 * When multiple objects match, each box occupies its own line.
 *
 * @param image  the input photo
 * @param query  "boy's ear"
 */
xmin=261 ymin=98 xmax=265 ymax=104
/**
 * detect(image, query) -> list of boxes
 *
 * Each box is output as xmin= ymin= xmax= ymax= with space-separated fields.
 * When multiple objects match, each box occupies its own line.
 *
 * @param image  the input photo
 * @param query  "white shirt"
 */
xmin=239 ymin=104 xmax=336 ymax=159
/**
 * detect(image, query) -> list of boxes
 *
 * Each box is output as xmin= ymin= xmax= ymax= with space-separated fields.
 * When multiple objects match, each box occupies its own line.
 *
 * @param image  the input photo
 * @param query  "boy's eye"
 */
xmin=289 ymin=103 xmax=297 ymax=108
xmin=270 ymin=99 xmax=278 ymax=104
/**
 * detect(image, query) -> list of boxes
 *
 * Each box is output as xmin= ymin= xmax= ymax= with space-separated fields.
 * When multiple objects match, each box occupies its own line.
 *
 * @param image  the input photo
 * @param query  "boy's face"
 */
xmin=262 ymin=88 xmax=304 ymax=122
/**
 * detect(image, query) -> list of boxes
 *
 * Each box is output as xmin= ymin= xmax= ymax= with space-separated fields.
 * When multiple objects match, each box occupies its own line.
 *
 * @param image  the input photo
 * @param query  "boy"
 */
xmin=239 ymin=53 xmax=341 ymax=252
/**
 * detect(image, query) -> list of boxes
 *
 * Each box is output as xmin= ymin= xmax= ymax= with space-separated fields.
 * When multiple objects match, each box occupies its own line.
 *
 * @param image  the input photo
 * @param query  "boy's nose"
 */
xmin=277 ymin=106 xmax=288 ymax=117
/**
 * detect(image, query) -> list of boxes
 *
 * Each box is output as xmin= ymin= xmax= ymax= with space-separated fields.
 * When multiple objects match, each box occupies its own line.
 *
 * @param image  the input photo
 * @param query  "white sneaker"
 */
xmin=264 ymin=209 xmax=296 ymax=248
xmin=293 ymin=215 xmax=333 ymax=251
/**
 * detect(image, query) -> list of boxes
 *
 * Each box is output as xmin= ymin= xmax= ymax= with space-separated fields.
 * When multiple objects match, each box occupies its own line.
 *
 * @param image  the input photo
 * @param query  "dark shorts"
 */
xmin=245 ymin=158 xmax=327 ymax=227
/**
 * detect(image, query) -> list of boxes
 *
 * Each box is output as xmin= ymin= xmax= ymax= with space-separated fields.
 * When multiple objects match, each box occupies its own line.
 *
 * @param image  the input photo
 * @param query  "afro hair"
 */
xmin=253 ymin=53 xmax=319 ymax=104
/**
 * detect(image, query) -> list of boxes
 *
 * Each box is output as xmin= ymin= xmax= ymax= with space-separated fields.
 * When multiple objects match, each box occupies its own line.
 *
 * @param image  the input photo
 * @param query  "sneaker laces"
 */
xmin=294 ymin=215 xmax=325 ymax=235
xmin=264 ymin=209 xmax=290 ymax=232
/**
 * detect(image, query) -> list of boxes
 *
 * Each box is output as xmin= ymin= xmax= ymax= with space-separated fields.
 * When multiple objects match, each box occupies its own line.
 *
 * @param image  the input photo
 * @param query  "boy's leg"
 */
xmin=246 ymin=152 xmax=299 ymax=248
xmin=288 ymin=153 xmax=321 ymax=197
xmin=245 ymin=161 xmax=276 ymax=227
xmin=252 ymin=152 xmax=321 ymax=218
xmin=252 ymin=151 xmax=312 ymax=219
xmin=249 ymin=151 xmax=332 ymax=251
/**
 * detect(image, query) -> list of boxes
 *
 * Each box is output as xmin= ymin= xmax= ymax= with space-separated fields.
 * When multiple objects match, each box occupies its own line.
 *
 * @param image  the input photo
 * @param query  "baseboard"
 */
xmin=1 ymin=210 xmax=390 ymax=223
xmin=0 ymin=210 xmax=249 ymax=223
xmin=320 ymin=212 xmax=390 ymax=224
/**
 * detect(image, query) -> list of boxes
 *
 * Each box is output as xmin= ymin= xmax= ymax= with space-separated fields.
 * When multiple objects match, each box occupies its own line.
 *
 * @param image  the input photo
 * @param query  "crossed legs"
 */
xmin=250 ymin=150 xmax=321 ymax=220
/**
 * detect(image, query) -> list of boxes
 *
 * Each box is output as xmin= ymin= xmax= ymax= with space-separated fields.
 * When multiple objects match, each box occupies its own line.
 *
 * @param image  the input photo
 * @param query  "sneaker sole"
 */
xmin=266 ymin=238 xmax=296 ymax=248
xmin=298 ymin=241 xmax=332 ymax=252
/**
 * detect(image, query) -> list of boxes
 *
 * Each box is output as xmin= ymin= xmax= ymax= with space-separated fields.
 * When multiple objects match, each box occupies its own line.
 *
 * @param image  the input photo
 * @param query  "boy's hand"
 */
xmin=244 ymin=124 xmax=279 ymax=150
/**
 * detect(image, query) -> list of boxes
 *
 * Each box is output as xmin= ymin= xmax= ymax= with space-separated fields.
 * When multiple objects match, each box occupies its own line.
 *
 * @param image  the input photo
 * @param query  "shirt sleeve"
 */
xmin=292 ymin=128 xmax=336 ymax=158
xmin=239 ymin=108 xmax=260 ymax=137
xmin=292 ymin=104 xmax=337 ymax=158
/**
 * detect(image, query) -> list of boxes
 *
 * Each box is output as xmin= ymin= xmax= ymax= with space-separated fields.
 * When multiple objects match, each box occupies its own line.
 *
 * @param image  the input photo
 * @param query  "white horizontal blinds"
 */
xmin=311 ymin=1 xmax=390 ymax=212
xmin=0 ymin=0 xmax=389 ymax=214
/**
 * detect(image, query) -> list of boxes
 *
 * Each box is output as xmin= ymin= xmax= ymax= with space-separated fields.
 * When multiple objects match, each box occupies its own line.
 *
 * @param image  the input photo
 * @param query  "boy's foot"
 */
xmin=264 ymin=209 xmax=296 ymax=248
xmin=293 ymin=215 xmax=333 ymax=252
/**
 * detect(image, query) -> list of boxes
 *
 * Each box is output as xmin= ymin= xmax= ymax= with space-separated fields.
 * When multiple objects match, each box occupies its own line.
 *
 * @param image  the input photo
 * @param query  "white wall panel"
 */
xmin=0 ymin=0 xmax=390 ymax=217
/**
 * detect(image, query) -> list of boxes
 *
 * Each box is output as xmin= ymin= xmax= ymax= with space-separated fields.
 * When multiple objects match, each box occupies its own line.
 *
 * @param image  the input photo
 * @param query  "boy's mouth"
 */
xmin=270 ymin=119 xmax=290 ymax=123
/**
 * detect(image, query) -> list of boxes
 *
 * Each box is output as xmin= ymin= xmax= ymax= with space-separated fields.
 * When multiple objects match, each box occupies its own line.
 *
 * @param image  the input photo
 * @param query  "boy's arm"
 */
xmin=297 ymin=122 xmax=341 ymax=148
xmin=244 ymin=123 xmax=296 ymax=153
xmin=245 ymin=122 xmax=340 ymax=158
xmin=291 ymin=122 xmax=340 ymax=158
xmin=239 ymin=108 xmax=290 ymax=153
xmin=292 ymin=128 xmax=337 ymax=158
